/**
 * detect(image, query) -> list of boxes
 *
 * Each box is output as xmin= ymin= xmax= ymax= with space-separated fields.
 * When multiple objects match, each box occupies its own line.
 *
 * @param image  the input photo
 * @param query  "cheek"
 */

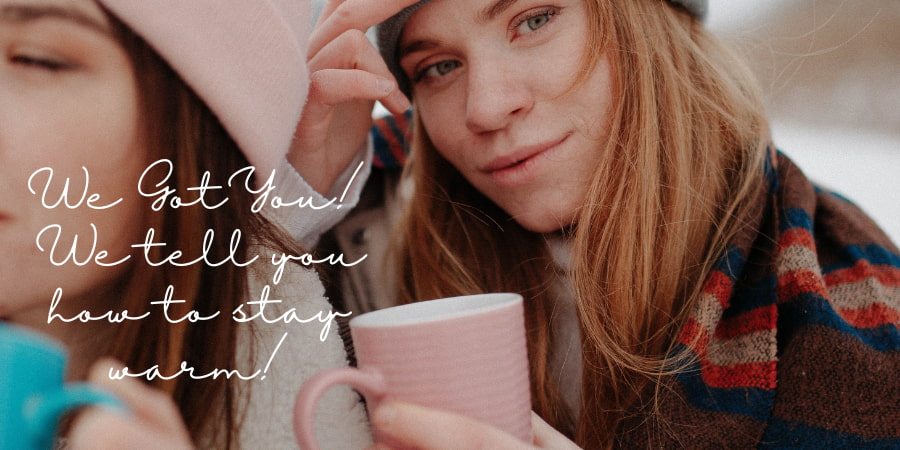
xmin=0 ymin=197 xmax=141 ymax=319
xmin=14 ymin=69 xmax=145 ymax=187
xmin=561 ymin=59 xmax=616 ymax=148
xmin=417 ymin=95 xmax=471 ymax=166
xmin=40 ymin=87 xmax=147 ymax=251
xmin=0 ymin=68 xmax=148 ymax=314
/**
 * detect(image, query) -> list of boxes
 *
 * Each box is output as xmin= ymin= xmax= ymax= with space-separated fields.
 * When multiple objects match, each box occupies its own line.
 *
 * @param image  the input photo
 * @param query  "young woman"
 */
xmin=304 ymin=0 xmax=900 ymax=448
xmin=1 ymin=0 xmax=388 ymax=447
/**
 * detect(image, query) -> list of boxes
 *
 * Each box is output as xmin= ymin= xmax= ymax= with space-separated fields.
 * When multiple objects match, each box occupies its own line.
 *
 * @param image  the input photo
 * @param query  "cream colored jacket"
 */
xmin=232 ymin=156 xmax=374 ymax=449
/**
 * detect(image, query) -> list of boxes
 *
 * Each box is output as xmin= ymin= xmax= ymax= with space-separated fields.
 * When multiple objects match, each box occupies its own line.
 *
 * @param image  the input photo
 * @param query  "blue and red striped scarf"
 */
xmin=371 ymin=116 xmax=900 ymax=447
xmin=653 ymin=149 xmax=900 ymax=448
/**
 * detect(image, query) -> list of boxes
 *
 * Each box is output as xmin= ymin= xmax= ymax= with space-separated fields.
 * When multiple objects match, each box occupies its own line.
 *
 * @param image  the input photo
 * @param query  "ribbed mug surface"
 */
xmin=351 ymin=293 xmax=532 ymax=444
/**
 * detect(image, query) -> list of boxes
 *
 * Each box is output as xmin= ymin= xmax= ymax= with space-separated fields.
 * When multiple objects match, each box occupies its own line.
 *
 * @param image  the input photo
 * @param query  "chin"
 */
xmin=511 ymin=212 xmax=572 ymax=234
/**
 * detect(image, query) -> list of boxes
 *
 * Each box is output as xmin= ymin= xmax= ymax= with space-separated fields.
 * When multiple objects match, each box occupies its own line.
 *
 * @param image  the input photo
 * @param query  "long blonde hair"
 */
xmin=394 ymin=0 xmax=770 ymax=447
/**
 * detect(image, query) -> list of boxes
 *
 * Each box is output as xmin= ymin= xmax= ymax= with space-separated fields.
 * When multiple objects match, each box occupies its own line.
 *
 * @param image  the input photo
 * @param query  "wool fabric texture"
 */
xmin=377 ymin=0 xmax=708 ymax=96
xmin=97 ymin=0 xmax=311 ymax=176
xmin=368 ymin=116 xmax=900 ymax=446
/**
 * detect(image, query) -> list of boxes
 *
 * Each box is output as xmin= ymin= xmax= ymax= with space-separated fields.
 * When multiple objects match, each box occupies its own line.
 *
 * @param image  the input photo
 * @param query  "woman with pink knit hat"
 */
xmin=0 ymin=0 xmax=394 ymax=447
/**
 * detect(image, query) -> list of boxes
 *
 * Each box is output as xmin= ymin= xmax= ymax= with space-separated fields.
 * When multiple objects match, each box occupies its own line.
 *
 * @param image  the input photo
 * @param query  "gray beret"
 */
xmin=378 ymin=0 xmax=708 ymax=96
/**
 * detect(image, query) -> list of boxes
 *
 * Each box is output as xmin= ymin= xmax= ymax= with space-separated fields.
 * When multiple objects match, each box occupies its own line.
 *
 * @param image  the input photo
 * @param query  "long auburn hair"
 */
xmin=393 ymin=0 xmax=770 ymax=447
xmin=93 ymin=14 xmax=302 ymax=448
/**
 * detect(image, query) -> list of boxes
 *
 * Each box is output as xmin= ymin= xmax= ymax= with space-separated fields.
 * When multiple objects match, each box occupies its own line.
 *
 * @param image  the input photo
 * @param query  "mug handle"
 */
xmin=293 ymin=367 xmax=386 ymax=450
xmin=25 ymin=383 xmax=125 ymax=447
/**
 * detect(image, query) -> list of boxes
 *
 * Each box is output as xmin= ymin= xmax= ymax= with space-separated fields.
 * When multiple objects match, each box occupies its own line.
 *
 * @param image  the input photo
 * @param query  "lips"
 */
xmin=481 ymin=134 xmax=569 ymax=187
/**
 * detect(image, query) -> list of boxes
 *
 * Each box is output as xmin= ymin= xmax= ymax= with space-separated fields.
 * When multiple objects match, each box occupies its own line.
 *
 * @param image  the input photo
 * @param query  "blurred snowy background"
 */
xmin=707 ymin=0 xmax=899 ymax=243
xmin=322 ymin=0 xmax=899 ymax=243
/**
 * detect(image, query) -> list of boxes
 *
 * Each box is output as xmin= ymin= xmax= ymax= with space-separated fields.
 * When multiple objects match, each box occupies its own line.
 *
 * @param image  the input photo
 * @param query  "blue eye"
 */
xmin=515 ymin=9 xmax=557 ymax=35
xmin=526 ymin=14 xmax=549 ymax=30
xmin=416 ymin=59 xmax=461 ymax=82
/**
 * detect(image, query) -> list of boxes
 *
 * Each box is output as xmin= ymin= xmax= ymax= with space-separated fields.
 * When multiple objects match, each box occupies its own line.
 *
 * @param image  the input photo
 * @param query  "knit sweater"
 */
xmin=363 ymin=114 xmax=900 ymax=448
xmin=234 ymin=159 xmax=373 ymax=449
xmin=232 ymin=245 xmax=371 ymax=449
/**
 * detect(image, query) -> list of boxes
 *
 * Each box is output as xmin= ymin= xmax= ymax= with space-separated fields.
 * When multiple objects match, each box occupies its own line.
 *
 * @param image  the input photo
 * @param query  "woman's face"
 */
xmin=400 ymin=0 xmax=614 ymax=232
xmin=0 ymin=0 xmax=146 ymax=324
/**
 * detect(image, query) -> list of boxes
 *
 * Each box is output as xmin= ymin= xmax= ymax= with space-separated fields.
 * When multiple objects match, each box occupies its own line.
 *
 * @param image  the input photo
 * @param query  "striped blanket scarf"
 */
xmin=621 ymin=150 xmax=900 ymax=448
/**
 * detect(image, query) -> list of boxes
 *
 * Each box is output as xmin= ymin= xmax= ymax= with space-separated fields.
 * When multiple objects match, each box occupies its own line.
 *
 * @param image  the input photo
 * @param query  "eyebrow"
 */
xmin=477 ymin=0 xmax=519 ymax=24
xmin=397 ymin=39 xmax=438 ymax=61
xmin=0 ymin=4 xmax=112 ymax=36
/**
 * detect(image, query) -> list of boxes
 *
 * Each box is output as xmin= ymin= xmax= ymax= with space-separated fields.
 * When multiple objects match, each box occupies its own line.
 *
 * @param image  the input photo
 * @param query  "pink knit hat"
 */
xmin=97 ymin=0 xmax=311 ymax=176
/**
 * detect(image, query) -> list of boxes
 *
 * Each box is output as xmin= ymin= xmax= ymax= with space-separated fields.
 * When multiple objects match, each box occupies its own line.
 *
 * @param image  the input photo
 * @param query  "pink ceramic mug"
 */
xmin=293 ymin=293 xmax=532 ymax=450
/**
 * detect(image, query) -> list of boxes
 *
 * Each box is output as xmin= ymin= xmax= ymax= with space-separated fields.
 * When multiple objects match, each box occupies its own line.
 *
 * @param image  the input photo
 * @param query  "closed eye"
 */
xmin=11 ymin=54 xmax=73 ymax=71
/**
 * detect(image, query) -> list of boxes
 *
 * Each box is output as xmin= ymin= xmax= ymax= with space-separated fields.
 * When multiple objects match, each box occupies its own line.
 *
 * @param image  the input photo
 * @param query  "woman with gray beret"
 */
xmin=299 ymin=0 xmax=900 ymax=448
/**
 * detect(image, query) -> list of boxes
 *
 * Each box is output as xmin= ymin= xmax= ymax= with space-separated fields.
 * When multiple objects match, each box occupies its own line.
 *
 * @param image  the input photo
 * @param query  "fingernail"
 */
xmin=398 ymin=94 xmax=411 ymax=111
xmin=376 ymin=78 xmax=395 ymax=95
xmin=90 ymin=357 xmax=124 ymax=380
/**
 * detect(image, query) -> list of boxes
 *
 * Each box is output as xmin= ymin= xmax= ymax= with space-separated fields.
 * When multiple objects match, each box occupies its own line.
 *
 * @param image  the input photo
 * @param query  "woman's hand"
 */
xmin=67 ymin=359 xmax=193 ymax=449
xmin=289 ymin=0 xmax=417 ymax=194
xmin=367 ymin=402 xmax=582 ymax=450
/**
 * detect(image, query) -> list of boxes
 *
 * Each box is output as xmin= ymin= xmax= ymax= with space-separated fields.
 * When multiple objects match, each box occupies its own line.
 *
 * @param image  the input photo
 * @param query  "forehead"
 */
xmin=403 ymin=0 xmax=494 ymax=32
xmin=401 ymin=0 xmax=582 ymax=40
xmin=399 ymin=0 xmax=506 ymax=53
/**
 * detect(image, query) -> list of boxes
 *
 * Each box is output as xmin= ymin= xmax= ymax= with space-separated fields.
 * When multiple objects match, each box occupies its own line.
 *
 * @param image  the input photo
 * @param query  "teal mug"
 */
xmin=0 ymin=322 xmax=124 ymax=450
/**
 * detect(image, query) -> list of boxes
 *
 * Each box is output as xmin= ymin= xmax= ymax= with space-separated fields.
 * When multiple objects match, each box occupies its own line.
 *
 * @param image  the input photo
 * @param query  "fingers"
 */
xmin=85 ymin=359 xmax=188 ymax=435
xmin=68 ymin=408 xmax=191 ymax=450
xmin=370 ymin=402 xmax=535 ymax=450
xmin=307 ymin=70 xmax=392 ymax=115
xmin=531 ymin=412 xmax=582 ymax=449
xmin=314 ymin=0 xmax=346 ymax=30
xmin=308 ymin=29 xmax=410 ymax=115
xmin=314 ymin=0 xmax=342 ymax=29
xmin=67 ymin=359 xmax=192 ymax=449
xmin=291 ymin=0 xmax=416 ymax=194
xmin=309 ymin=0 xmax=421 ymax=58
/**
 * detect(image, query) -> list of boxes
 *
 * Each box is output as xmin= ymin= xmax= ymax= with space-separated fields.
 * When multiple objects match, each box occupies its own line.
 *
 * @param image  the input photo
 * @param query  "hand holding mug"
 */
xmin=294 ymin=293 xmax=533 ymax=450
xmin=0 ymin=323 xmax=124 ymax=450
xmin=368 ymin=403 xmax=582 ymax=450
xmin=67 ymin=359 xmax=192 ymax=450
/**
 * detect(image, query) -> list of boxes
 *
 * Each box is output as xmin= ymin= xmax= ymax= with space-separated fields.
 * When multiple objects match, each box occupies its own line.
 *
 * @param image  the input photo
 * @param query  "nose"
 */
xmin=464 ymin=59 xmax=534 ymax=134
